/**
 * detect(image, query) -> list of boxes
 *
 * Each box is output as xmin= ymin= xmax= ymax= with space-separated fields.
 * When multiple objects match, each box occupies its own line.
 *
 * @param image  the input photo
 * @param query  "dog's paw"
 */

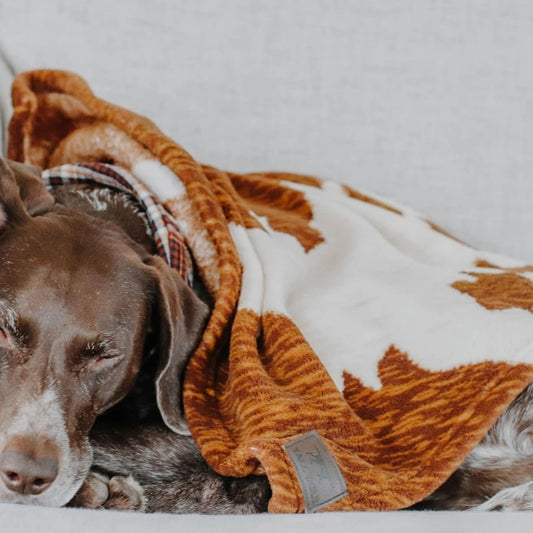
xmin=68 ymin=472 xmax=110 ymax=509
xmin=69 ymin=472 xmax=145 ymax=512
xmin=105 ymin=475 xmax=146 ymax=511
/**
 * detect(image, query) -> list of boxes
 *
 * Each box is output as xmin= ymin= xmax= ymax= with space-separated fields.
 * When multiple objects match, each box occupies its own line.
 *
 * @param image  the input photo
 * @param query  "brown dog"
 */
xmin=0 ymin=158 xmax=270 ymax=512
xmin=5 ymin=157 xmax=533 ymax=513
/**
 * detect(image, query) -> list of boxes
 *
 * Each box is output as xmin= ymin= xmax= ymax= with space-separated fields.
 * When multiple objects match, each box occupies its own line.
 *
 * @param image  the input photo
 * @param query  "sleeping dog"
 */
xmin=0 ymin=158 xmax=269 ymax=513
xmin=0 ymin=157 xmax=531 ymax=513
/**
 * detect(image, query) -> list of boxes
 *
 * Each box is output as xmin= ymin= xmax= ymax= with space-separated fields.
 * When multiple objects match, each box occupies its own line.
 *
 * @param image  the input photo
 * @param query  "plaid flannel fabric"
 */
xmin=42 ymin=162 xmax=194 ymax=287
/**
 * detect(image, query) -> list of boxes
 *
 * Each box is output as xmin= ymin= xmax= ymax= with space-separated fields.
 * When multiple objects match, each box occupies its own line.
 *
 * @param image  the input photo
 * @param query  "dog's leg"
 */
xmin=420 ymin=381 xmax=533 ymax=510
xmin=142 ymin=473 xmax=270 ymax=514
xmin=86 ymin=423 xmax=270 ymax=514
xmin=470 ymin=481 xmax=533 ymax=511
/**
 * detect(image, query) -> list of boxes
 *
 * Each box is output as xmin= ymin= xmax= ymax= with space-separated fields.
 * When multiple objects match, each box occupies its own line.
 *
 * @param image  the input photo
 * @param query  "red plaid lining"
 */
xmin=42 ymin=162 xmax=194 ymax=286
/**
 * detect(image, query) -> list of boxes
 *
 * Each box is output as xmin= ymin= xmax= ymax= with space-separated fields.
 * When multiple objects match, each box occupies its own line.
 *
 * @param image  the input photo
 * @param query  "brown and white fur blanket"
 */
xmin=7 ymin=69 xmax=533 ymax=512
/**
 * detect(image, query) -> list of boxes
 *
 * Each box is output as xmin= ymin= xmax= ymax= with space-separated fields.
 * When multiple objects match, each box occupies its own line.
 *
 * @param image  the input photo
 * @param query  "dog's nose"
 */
xmin=0 ymin=439 xmax=59 ymax=496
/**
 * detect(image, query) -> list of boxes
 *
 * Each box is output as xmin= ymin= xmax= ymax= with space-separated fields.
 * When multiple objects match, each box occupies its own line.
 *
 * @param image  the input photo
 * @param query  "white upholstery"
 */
xmin=1 ymin=504 xmax=533 ymax=533
xmin=2 ymin=0 xmax=533 ymax=261
xmin=1 ymin=1 xmax=533 ymax=530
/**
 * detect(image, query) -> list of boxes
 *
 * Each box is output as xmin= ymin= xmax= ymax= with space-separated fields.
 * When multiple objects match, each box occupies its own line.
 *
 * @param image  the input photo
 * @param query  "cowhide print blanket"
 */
xmin=8 ymin=70 xmax=533 ymax=513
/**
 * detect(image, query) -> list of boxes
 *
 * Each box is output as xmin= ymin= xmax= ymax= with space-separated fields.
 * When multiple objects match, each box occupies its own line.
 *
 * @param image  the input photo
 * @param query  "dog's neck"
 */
xmin=50 ymin=184 xmax=155 ymax=255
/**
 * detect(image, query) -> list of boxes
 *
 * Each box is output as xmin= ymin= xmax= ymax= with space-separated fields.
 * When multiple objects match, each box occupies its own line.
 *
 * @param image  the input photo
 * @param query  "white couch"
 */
xmin=1 ymin=1 xmax=532 ymax=530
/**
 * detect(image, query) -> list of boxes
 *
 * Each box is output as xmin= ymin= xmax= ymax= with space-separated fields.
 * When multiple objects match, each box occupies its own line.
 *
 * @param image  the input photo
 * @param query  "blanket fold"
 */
xmin=8 ymin=69 xmax=533 ymax=512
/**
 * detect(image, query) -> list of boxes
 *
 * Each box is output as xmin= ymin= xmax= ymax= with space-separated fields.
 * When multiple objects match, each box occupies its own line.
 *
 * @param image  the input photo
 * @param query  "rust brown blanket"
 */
xmin=8 ymin=69 xmax=533 ymax=512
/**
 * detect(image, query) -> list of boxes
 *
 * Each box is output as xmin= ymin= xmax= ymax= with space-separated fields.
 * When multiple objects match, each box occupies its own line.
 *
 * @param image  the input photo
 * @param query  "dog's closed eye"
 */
xmin=0 ymin=306 xmax=33 ymax=354
xmin=0 ymin=323 xmax=28 ymax=352
xmin=0 ymin=327 xmax=12 ymax=350
xmin=77 ymin=340 xmax=124 ymax=372
xmin=0 ymin=324 xmax=29 ymax=365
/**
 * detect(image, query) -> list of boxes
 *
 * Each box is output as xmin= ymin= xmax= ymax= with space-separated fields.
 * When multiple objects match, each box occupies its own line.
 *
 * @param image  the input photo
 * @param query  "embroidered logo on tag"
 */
xmin=283 ymin=430 xmax=348 ymax=513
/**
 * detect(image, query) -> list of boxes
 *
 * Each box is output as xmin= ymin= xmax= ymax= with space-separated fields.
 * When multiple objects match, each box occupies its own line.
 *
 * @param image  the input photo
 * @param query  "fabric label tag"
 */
xmin=283 ymin=430 xmax=348 ymax=513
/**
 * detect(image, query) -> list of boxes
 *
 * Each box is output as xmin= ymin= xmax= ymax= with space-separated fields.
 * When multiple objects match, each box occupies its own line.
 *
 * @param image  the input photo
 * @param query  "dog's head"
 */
xmin=0 ymin=159 xmax=208 ymax=506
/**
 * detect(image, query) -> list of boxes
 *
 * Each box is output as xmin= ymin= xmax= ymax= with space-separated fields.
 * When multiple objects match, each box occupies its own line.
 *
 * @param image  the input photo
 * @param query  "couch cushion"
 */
xmin=1 ymin=0 xmax=533 ymax=262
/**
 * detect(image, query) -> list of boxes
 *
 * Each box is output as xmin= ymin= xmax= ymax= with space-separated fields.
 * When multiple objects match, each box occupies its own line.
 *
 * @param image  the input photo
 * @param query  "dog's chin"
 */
xmin=0 ymin=441 xmax=92 ymax=508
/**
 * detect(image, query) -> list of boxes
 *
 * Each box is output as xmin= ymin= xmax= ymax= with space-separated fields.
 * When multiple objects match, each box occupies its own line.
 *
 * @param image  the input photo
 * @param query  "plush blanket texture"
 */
xmin=8 ymin=70 xmax=533 ymax=513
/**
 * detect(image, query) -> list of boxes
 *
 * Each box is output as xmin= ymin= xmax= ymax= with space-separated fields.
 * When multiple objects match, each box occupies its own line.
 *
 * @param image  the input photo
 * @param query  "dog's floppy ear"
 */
xmin=0 ymin=158 xmax=54 ymax=227
xmin=145 ymin=255 xmax=209 ymax=435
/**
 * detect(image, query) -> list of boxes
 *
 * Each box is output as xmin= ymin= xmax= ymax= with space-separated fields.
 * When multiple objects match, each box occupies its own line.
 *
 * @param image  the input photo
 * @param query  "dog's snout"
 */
xmin=0 ymin=438 xmax=59 ymax=496
xmin=0 ymin=451 xmax=58 ymax=495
